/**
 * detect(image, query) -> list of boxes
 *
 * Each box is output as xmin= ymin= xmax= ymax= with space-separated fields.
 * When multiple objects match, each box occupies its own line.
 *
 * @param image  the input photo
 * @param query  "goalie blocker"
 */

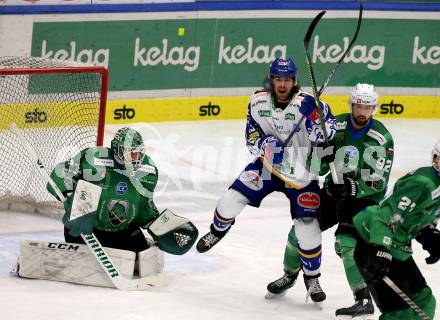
xmin=14 ymin=240 xmax=164 ymax=288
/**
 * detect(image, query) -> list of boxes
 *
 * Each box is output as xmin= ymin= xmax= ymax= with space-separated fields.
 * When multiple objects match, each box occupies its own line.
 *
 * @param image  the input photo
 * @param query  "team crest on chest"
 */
xmin=107 ymin=200 xmax=129 ymax=226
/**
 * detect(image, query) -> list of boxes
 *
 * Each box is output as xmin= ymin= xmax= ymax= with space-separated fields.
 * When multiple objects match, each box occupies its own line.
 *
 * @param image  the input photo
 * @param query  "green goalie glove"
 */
xmin=145 ymin=209 xmax=199 ymax=255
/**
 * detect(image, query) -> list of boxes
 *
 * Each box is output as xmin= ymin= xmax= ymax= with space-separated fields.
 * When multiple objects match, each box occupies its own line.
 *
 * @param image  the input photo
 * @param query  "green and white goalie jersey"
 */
xmin=47 ymin=147 xmax=159 ymax=234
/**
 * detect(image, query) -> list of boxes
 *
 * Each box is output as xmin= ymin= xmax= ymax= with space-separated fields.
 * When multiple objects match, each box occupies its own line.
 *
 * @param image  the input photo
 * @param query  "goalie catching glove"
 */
xmin=145 ymin=209 xmax=199 ymax=255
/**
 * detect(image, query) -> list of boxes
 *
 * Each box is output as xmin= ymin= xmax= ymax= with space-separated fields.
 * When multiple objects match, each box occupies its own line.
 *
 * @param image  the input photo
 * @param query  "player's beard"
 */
xmin=352 ymin=114 xmax=371 ymax=127
xmin=433 ymin=156 xmax=440 ymax=173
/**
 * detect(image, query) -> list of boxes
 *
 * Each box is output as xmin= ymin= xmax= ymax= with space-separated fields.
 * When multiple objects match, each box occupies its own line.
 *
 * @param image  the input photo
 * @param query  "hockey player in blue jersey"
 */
xmin=196 ymin=58 xmax=337 ymax=304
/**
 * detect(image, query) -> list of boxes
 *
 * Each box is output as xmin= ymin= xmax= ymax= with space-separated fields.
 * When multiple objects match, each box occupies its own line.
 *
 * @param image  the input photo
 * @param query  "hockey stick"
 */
xmin=303 ymin=5 xmax=363 ymax=183
xmin=10 ymin=123 xmax=168 ymax=290
xmin=263 ymin=6 xmax=363 ymax=184
xmin=383 ymin=276 xmax=431 ymax=320
xmin=282 ymin=5 xmax=363 ymax=147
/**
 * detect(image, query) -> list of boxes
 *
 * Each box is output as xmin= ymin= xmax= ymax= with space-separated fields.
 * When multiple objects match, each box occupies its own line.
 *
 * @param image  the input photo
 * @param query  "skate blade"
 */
xmin=336 ymin=315 xmax=374 ymax=320
xmin=305 ymin=292 xmax=325 ymax=310
xmin=353 ymin=315 xmax=374 ymax=320
xmin=265 ymin=291 xmax=287 ymax=299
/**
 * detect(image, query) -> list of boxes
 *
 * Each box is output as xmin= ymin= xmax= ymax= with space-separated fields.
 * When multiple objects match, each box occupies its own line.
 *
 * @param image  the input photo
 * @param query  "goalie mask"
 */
xmin=349 ymin=83 xmax=378 ymax=114
xmin=111 ymin=127 xmax=145 ymax=169
xmin=433 ymin=139 xmax=440 ymax=173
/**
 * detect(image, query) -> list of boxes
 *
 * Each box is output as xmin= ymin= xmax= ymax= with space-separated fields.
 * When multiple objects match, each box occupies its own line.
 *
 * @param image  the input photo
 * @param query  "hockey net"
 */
xmin=0 ymin=56 xmax=107 ymax=213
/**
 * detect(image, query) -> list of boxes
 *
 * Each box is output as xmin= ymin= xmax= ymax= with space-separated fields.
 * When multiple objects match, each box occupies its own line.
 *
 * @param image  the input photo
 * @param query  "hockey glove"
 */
xmin=416 ymin=225 xmax=440 ymax=264
xmin=325 ymin=176 xmax=357 ymax=201
xmin=325 ymin=176 xmax=357 ymax=224
xmin=299 ymin=95 xmax=320 ymax=121
xmin=146 ymin=209 xmax=199 ymax=255
xmin=257 ymin=135 xmax=284 ymax=165
xmin=362 ymin=245 xmax=392 ymax=284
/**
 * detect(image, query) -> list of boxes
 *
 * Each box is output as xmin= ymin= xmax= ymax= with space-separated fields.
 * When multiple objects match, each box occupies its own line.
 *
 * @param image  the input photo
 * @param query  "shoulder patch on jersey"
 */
xmin=367 ymin=129 xmax=387 ymax=145
xmin=94 ymin=158 xmax=114 ymax=167
xmin=337 ymin=121 xmax=347 ymax=130
xmin=138 ymin=164 xmax=157 ymax=175
xmin=254 ymin=91 xmax=269 ymax=98
xmin=254 ymin=89 xmax=269 ymax=95
xmin=432 ymin=185 xmax=440 ymax=200
xmin=250 ymin=92 xmax=269 ymax=108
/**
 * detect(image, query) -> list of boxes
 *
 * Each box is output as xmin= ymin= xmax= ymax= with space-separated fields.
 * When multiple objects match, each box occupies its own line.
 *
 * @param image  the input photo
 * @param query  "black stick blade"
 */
xmin=304 ymin=11 xmax=326 ymax=44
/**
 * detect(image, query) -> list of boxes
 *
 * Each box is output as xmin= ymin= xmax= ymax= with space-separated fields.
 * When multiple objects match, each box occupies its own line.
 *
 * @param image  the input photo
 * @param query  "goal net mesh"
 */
xmin=0 ymin=56 xmax=106 ymax=211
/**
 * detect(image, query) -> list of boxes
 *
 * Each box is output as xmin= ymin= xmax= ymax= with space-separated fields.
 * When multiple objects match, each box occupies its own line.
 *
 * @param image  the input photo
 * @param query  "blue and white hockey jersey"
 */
xmin=245 ymin=90 xmax=336 ymax=188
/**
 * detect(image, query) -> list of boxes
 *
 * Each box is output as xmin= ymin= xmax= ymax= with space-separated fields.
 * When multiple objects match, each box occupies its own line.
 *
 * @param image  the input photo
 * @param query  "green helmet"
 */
xmin=111 ymin=127 xmax=145 ymax=169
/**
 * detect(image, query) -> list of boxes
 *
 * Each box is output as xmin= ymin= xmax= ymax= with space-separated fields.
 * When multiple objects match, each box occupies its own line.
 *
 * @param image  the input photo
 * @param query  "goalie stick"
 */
xmin=382 ymin=276 xmax=431 ymax=320
xmin=10 ymin=123 xmax=168 ymax=290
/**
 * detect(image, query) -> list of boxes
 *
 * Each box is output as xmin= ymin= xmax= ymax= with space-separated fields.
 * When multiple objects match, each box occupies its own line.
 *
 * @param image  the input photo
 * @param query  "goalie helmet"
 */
xmin=269 ymin=58 xmax=297 ymax=79
xmin=111 ymin=127 xmax=145 ymax=169
xmin=433 ymin=139 xmax=440 ymax=173
xmin=349 ymin=83 xmax=379 ymax=114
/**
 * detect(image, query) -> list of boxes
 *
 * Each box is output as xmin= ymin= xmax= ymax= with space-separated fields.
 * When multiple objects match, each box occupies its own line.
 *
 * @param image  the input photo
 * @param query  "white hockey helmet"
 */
xmin=432 ymin=139 xmax=440 ymax=173
xmin=349 ymin=83 xmax=379 ymax=114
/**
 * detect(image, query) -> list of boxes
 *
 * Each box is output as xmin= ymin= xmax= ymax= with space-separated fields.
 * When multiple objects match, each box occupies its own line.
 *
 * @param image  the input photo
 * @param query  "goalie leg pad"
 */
xmin=138 ymin=247 xmax=164 ymax=277
xmin=16 ymin=240 xmax=135 ymax=288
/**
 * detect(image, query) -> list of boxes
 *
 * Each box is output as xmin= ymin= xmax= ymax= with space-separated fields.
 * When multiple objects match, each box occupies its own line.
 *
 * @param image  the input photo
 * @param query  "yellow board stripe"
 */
xmin=106 ymin=95 xmax=440 ymax=124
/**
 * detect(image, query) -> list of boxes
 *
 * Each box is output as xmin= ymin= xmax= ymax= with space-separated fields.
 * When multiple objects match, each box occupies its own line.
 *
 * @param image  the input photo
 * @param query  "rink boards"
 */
xmin=105 ymin=95 xmax=440 ymax=124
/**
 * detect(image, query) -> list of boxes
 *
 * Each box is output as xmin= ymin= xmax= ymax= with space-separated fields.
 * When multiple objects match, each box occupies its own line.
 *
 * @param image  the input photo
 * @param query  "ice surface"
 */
xmin=1 ymin=119 xmax=439 ymax=320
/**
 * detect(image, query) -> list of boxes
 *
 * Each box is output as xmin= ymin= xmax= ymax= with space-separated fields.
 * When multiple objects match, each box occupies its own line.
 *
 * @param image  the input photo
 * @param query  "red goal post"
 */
xmin=0 ymin=56 xmax=108 ymax=211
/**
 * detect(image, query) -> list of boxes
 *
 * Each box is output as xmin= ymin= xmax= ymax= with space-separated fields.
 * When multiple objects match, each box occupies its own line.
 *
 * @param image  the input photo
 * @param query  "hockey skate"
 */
xmin=265 ymin=270 xmax=299 ymax=299
xmin=335 ymin=287 xmax=374 ymax=319
xmin=304 ymin=274 xmax=326 ymax=309
xmin=196 ymin=224 xmax=230 ymax=253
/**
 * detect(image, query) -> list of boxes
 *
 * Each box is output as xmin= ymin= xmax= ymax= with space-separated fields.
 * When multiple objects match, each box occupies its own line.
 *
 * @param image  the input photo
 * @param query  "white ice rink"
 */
xmin=1 ymin=119 xmax=439 ymax=320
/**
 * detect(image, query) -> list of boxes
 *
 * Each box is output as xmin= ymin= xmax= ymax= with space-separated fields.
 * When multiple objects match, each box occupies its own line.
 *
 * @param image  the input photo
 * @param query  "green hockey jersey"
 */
xmin=322 ymin=114 xmax=394 ymax=202
xmin=353 ymin=166 xmax=440 ymax=261
xmin=47 ymin=147 xmax=159 ymax=232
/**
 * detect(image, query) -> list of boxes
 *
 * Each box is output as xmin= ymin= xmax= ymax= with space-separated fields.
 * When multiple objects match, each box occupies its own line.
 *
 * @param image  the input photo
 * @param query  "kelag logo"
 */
xmin=25 ymin=108 xmax=47 ymax=123
xmin=379 ymin=100 xmax=404 ymax=115
xmin=199 ymin=102 xmax=220 ymax=116
xmin=114 ymin=105 xmax=135 ymax=120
